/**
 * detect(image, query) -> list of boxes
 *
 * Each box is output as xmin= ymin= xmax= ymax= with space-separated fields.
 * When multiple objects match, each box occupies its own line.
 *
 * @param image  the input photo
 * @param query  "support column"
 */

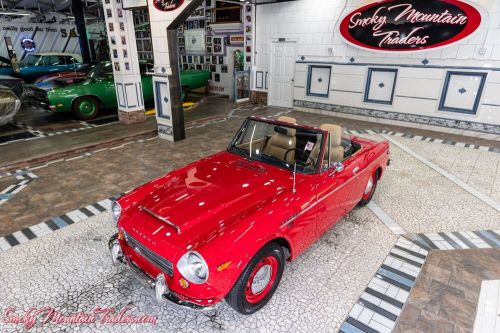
xmin=148 ymin=0 xmax=204 ymax=141
xmin=102 ymin=0 xmax=145 ymax=124
xmin=72 ymin=0 xmax=91 ymax=64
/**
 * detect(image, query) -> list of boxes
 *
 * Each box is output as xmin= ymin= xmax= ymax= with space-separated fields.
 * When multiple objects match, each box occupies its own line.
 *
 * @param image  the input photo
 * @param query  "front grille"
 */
xmin=123 ymin=231 xmax=174 ymax=276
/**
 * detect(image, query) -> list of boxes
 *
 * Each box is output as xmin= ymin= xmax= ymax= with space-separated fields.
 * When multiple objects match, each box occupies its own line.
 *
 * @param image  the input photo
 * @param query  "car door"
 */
xmin=314 ymin=136 xmax=361 ymax=238
xmin=98 ymin=64 xmax=117 ymax=108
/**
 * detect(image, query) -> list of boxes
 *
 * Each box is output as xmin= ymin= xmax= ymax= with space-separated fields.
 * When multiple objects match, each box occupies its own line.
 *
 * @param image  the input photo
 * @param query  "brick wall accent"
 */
xmin=118 ymin=109 xmax=146 ymax=124
xmin=250 ymin=91 xmax=268 ymax=105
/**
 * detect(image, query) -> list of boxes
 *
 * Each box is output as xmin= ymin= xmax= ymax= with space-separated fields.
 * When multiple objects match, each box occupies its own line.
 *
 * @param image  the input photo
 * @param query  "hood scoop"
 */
xmin=142 ymin=207 xmax=181 ymax=234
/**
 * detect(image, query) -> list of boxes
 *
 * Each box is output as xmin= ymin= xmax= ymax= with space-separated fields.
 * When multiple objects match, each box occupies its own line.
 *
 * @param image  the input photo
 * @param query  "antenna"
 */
xmin=292 ymin=162 xmax=297 ymax=194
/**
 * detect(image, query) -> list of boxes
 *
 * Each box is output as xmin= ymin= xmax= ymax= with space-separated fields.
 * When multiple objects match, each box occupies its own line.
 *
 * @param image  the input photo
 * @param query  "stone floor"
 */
xmin=0 ymin=99 xmax=499 ymax=332
xmin=394 ymin=249 xmax=500 ymax=333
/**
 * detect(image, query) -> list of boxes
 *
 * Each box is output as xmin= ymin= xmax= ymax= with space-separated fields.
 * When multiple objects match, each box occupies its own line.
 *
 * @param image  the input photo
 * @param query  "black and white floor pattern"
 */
xmin=339 ymin=229 xmax=500 ymax=333
xmin=0 ymin=170 xmax=38 ymax=206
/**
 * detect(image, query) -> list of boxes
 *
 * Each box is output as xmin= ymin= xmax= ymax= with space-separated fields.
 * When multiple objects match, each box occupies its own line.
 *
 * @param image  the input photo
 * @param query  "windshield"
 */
xmin=228 ymin=118 xmax=323 ymax=174
xmin=20 ymin=55 xmax=42 ymax=67
xmin=86 ymin=62 xmax=113 ymax=79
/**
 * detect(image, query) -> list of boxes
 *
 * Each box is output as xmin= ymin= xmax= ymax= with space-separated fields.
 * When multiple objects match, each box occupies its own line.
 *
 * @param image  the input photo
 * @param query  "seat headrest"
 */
xmin=277 ymin=116 xmax=296 ymax=124
xmin=320 ymin=124 xmax=342 ymax=146
xmin=275 ymin=116 xmax=296 ymax=137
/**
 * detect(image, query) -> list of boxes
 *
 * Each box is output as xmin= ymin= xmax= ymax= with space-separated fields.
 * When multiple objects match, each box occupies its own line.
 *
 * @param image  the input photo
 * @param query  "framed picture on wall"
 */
xmin=206 ymin=36 xmax=212 ymax=45
xmin=182 ymin=64 xmax=188 ymax=70
xmin=108 ymin=23 xmax=114 ymax=32
xmin=212 ymin=56 xmax=217 ymax=64
xmin=218 ymin=56 xmax=224 ymax=64
xmin=196 ymin=64 xmax=203 ymax=70
xmin=187 ymin=55 xmax=193 ymax=63
xmin=189 ymin=64 xmax=195 ymax=70
xmin=114 ymin=62 xmax=120 ymax=71
xmin=106 ymin=9 xmax=112 ymax=18
xmin=438 ymin=72 xmax=487 ymax=114
xmin=119 ymin=22 xmax=125 ymax=31
xmin=210 ymin=64 xmax=216 ymax=72
xmin=110 ymin=36 xmax=116 ymax=45
xmin=123 ymin=49 xmax=128 ymax=58
xmin=178 ymin=37 xmax=185 ymax=46
xmin=215 ymin=73 xmax=220 ymax=82
xmin=182 ymin=56 xmax=187 ymax=63
xmin=204 ymin=65 xmax=210 ymax=71
xmin=221 ymin=65 xmax=227 ymax=73
xmin=112 ymin=49 xmax=118 ymax=58
xmin=179 ymin=47 xmax=185 ymax=54
xmin=364 ymin=68 xmax=398 ymax=104
xmin=199 ymin=56 xmax=204 ymax=64
xmin=121 ymin=36 xmax=126 ymax=45
xmin=117 ymin=9 xmax=122 ymax=17
xmin=213 ymin=44 xmax=222 ymax=54
xmin=125 ymin=62 xmax=130 ymax=70
xmin=206 ymin=46 xmax=212 ymax=54
xmin=205 ymin=56 xmax=211 ymax=63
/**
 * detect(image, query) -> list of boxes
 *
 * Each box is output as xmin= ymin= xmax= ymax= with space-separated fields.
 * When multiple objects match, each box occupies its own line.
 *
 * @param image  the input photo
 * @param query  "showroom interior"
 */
xmin=0 ymin=0 xmax=499 ymax=332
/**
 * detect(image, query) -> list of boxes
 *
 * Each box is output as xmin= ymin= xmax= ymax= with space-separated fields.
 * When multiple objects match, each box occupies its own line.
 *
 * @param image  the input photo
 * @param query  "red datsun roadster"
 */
xmin=109 ymin=116 xmax=390 ymax=314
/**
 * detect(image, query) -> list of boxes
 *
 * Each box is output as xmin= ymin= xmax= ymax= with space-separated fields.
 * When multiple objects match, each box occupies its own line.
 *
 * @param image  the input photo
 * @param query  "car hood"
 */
xmin=121 ymin=152 xmax=291 ymax=248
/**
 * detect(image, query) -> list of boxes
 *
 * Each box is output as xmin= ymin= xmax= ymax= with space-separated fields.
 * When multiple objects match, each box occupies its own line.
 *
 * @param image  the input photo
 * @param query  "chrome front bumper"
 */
xmin=108 ymin=234 xmax=217 ymax=312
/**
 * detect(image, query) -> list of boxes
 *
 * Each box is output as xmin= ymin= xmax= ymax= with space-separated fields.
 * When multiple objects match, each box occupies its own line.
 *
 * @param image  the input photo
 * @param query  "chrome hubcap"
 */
xmin=364 ymin=177 xmax=373 ymax=195
xmin=251 ymin=264 xmax=272 ymax=294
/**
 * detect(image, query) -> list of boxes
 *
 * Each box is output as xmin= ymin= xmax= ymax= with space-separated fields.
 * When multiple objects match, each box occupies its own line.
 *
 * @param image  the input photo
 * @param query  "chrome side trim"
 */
xmin=142 ymin=207 xmax=181 ymax=234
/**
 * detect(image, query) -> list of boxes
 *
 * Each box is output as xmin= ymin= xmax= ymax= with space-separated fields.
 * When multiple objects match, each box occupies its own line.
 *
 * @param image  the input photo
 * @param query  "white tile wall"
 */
xmin=255 ymin=0 xmax=500 ymax=126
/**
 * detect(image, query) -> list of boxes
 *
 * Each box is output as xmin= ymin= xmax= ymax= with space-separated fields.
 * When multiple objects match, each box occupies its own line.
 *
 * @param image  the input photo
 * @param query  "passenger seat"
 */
xmin=263 ymin=116 xmax=297 ymax=163
xmin=320 ymin=124 xmax=344 ymax=163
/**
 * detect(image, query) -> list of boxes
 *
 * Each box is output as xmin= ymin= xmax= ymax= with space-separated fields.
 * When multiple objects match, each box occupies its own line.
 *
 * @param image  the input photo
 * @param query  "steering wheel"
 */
xmin=284 ymin=148 xmax=316 ymax=167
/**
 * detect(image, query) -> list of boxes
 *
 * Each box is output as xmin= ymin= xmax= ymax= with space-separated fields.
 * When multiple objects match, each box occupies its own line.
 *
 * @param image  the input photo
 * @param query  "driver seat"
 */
xmin=320 ymin=124 xmax=344 ymax=163
xmin=263 ymin=116 xmax=297 ymax=163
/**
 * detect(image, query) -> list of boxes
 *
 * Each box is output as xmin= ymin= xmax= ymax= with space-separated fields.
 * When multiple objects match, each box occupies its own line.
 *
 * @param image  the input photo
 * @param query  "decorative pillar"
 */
xmin=148 ymin=0 xmax=204 ymax=141
xmin=102 ymin=0 xmax=146 ymax=124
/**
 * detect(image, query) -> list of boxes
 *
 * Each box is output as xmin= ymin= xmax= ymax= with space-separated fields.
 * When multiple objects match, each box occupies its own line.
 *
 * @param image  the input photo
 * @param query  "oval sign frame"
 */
xmin=153 ymin=0 xmax=185 ymax=12
xmin=339 ymin=0 xmax=483 ymax=52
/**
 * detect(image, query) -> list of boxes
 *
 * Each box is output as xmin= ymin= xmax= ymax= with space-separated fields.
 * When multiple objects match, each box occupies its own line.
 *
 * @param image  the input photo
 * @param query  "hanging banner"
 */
xmin=153 ymin=0 xmax=185 ymax=12
xmin=339 ymin=0 xmax=483 ymax=52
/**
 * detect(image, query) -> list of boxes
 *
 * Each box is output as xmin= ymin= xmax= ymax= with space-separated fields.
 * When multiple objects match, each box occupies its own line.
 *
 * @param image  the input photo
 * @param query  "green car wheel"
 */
xmin=72 ymin=96 xmax=100 ymax=120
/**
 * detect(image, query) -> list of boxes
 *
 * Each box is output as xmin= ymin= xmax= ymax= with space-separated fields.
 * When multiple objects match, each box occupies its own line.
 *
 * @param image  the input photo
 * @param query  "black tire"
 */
xmin=225 ymin=243 xmax=285 ymax=315
xmin=358 ymin=171 xmax=378 ymax=207
xmin=72 ymin=96 xmax=101 ymax=120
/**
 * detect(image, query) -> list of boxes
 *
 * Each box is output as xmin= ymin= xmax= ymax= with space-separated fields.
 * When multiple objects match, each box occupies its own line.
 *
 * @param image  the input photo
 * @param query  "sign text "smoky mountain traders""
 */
xmin=340 ymin=0 xmax=482 ymax=51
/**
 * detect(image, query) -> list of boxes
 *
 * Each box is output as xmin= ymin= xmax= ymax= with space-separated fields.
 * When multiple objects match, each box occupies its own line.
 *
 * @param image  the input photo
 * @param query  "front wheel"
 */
xmin=72 ymin=96 xmax=100 ymax=120
xmin=225 ymin=243 xmax=285 ymax=315
xmin=358 ymin=171 xmax=378 ymax=207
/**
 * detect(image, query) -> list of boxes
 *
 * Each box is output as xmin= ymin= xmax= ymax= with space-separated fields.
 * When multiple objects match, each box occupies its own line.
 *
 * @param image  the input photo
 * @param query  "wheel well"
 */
xmin=267 ymin=237 xmax=292 ymax=260
xmin=375 ymin=167 xmax=383 ymax=180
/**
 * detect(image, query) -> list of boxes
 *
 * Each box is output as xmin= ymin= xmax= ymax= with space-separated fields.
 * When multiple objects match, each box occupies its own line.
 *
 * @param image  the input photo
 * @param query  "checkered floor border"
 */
xmin=0 ymin=194 xmax=125 ymax=252
xmin=0 ymin=171 xmax=38 ymax=206
xmin=339 ymin=229 xmax=500 ymax=333
xmin=344 ymin=129 xmax=500 ymax=153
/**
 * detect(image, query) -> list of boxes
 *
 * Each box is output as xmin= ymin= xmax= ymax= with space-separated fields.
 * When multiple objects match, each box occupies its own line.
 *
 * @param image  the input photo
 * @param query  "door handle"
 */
xmin=353 ymin=167 xmax=360 ymax=174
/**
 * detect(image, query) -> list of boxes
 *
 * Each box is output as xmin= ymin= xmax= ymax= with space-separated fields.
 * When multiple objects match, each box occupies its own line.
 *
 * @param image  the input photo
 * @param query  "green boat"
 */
xmin=38 ymin=61 xmax=210 ymax=120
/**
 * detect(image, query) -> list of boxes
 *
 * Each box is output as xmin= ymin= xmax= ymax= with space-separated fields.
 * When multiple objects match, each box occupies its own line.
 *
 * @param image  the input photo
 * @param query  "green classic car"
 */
xmin=42 ymin=61 xmax=210 ymax=120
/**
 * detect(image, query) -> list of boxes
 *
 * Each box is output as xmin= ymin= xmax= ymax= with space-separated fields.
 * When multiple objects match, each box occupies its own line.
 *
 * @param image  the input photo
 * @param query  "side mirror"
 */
xmin=333 ymin=162 xmax=344 ymax=173
xmin=328 ymin=162 xmax=344 ymax=176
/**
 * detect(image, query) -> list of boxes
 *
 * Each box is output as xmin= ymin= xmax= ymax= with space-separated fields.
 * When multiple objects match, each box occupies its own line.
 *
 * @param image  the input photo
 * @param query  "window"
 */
xmin=307 ymin=65 xmax=331 ymax=98
xmin=364 ymin=68 xmax=398 ymax=105
xmin=439 ymin=72 xmax=487 ymax=115
xmin=48 ymin=56 xmax=62 ymax=65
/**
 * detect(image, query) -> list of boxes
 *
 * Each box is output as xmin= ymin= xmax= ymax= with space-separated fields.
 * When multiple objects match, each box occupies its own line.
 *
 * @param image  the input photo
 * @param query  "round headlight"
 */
xmin=111 ymin=201 xmax=121 ymax=222
xmin=177 ymin=251 xmax=209 ymax=284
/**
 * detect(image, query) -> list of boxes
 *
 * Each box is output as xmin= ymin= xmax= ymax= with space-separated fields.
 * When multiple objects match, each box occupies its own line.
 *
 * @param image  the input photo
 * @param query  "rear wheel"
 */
xmin=225 ymin=243 xmax=285 ymax=315
xmin=358 ymin=171 xmax=378 ymax=207
xmin=72 ymin=96 xmax=100 ymax=120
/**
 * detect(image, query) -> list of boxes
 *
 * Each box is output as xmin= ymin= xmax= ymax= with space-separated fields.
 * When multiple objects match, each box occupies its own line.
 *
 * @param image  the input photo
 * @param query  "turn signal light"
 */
xmin=217 ymin=261 xmax=232 ymax=272
xmin=179 ymin=278 xmax=189 ymax=289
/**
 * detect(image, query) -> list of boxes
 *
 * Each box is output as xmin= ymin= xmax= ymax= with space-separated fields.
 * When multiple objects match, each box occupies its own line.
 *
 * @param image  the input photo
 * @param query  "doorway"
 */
xmin=268 ymin=41 xmax=296 ymax=108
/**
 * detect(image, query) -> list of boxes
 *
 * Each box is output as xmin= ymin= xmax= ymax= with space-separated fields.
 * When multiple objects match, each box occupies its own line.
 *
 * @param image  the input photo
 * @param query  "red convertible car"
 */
xmin=109 ymin=116 xmax=390 ymax=314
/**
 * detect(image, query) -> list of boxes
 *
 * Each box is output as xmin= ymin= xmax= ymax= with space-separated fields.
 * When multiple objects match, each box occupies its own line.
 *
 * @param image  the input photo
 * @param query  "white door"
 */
xmin=268 ymin=41 xmax=296 ymax=108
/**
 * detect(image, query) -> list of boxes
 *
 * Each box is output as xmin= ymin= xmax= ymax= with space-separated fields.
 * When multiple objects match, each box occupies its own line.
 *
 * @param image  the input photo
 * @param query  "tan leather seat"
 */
xmin=263 ymin=116 xmax=297 ymax=163
xmin=320 ymin=124 xmax=344 ymax=163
